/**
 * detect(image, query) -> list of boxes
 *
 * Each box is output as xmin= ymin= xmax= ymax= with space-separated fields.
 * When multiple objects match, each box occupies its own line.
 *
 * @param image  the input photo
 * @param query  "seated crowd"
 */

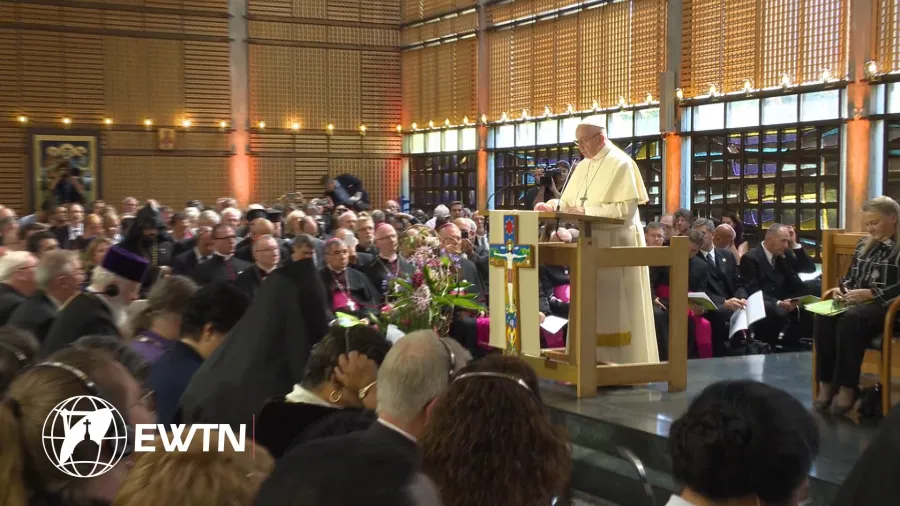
xmin=0 ymin=179 xmax=896 ymax=505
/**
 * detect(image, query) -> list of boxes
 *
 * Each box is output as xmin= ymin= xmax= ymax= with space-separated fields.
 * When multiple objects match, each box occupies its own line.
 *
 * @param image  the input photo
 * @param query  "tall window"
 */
xmin=885 ymin=122 xmax=900 ymax=197
xmin=687 ymin=90 xmax=842 ymax=261
xmin=409 ymin=154 xmax=477 ymax=211
xmin=489 ymin=109 xmax=662 ymax=219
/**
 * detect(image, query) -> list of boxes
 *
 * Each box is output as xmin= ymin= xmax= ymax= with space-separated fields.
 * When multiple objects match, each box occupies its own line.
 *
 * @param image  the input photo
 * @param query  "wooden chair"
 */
xmin=817 ymin=230 xmax=900 ymax=416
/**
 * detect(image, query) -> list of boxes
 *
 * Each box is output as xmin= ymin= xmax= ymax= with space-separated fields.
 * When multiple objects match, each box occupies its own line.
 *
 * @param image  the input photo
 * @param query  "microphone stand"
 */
xmin=553 ymin=160 xmax=578 ymax=234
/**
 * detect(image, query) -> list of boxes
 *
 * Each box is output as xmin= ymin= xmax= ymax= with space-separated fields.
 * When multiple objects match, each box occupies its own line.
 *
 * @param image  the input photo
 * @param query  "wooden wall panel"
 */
xmin=402 ymin=38 xmax=477 ymax=126
xmin=248 ymin=0 xmax=402 ymax=206
xmin=877 ymin=0 xmax=900 ymax=72
xmin=402 ymin=0 xmax=476 ymax=23
xmin=487 ymin=0 xmax=665 ymax=118
xmin=682 ymin=0 xmax=847 ymax=96
xmin=0 ymin=0 xmax=231 ymax=213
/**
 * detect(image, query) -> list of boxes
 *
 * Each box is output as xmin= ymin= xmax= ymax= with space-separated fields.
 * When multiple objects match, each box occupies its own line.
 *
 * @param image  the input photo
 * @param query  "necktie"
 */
xmin=706 ymin=252 xmax=716 ymax=269
xmin=225 ymin=260 xmax=237 ymax=281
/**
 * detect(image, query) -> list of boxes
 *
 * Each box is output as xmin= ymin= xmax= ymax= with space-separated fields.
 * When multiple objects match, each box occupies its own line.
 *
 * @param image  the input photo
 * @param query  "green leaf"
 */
xmin=451 ymin=298 xmax=486 ymax=311
xmin=441 ymin=256 xmax=451 ymax=267
xmin=334 ymin=312 xmax=363 ymax=327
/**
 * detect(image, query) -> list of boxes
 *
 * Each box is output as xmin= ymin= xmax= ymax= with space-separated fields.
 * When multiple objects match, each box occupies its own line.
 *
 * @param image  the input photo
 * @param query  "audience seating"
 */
xmin=816 ymin=230 xmax=900 ymax=416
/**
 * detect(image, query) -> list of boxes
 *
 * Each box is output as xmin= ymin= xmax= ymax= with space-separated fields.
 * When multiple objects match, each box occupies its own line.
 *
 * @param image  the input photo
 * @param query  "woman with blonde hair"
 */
xmin=127 ymin=275 xmax=198 ymax=365
xmin=83 ymin=236 xmax=113 ymax=288
xmin=814 ymin=195 xmax=900 ymax=415
xmin=0 ymin=347 xmax=149 ymax=506
xmin=113 ymin=428 xmax=273 ymax=506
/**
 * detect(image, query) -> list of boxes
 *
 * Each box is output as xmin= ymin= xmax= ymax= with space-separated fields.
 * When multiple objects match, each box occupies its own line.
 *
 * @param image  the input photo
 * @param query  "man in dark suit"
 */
xmin=171 ymin=226 xmax=214 ymax=277
xmin=0 ymin=251 xmax=38 ymax=325
xmin=8 ymin=249 xmax=83 ymax=343
xmin=43 ymin=246 xmax=147 ymax=354
xmin=290 ymin=233 xmax=324 ymax=268
xmin=739 ymin=223 xmax=816 ymax=348
xmin=692 ymin=218 xmax=749 ymax=355
xmin=190 ymin=224 xmax=252 ymax=286
xmin=234 ymin=234 xmax=280 ymax=300
xmin=235 ymin=218 xmax=291 ymax=266
xmin=361 ymin=223 xmax=414 ymax=298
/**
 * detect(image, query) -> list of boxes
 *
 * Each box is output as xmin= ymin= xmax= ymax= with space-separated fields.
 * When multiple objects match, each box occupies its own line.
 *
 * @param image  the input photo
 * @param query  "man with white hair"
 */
xmin=173 ymin=209 xmax=220 ymax=257
xmin=235 ymin=218 xmax=292 ymax=266
xmin=552 ymin=117 xmax=658 ymax=364
xmin=234 ymin=234 xmax=280 ymax=299
xmin=43 ymin=245 xmax=148 ymax=353
xmin=0 ymin=251 xmax=38 ymax=325
xmin=221 ymin=207 xmax=242 ymax=230
xmin=362 ymin=330 xmax=470 ymax=456
xmin=8 ymin=249 xmax=83 ymax=342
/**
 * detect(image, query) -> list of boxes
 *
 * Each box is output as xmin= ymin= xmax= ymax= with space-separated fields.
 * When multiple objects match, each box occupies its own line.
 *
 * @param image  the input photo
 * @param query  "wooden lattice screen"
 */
xmin=247 ymin=0 xmax=402 ymax=207
xmin=681 ymin=0 xmax=847 ymax=97
xmin=877 ymin=0 xmax=900 ymax=72
xmin=0 ymin=0 xmax=231 ymax=212
xmin=488 ymin=0 xmax=667 ymax=119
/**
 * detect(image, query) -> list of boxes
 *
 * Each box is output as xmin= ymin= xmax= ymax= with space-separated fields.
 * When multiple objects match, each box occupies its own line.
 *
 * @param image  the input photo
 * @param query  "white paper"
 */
xmin=385 ymin=324 xmax=405 ymax=343
xmin=540 ymin=315 xmax=568 ymax=334
xmin=688 ymin=292 xmax=717 ymax=310
xmin=728 ymin=290 xmax=766 ymax=337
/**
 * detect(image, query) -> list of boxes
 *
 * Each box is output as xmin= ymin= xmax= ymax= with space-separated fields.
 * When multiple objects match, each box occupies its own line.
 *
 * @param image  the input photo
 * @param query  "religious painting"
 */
xmin=158 ymin=128 xmax=175 ymax=151
xmin=29 ymin=131 xmax=101 ymax=210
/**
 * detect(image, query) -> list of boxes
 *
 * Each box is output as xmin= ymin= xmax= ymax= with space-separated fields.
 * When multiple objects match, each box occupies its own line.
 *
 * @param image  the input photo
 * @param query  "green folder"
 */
xmin=804 ymin=299 xmax=851 ymax=316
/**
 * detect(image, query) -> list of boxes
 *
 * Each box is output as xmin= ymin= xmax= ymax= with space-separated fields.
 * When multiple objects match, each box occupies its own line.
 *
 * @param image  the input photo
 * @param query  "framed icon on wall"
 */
xmin=29 ymin=130 xmax=101 ymax=211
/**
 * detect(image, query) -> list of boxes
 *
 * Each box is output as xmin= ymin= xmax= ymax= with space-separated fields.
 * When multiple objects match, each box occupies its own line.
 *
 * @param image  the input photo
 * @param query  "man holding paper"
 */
xmin=739 ymin=224 xmax=816 ymax=348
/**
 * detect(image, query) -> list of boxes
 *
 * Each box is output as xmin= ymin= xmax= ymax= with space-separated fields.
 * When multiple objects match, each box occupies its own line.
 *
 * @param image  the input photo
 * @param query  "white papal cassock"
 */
xmin=558 ymin=140 xmax=659 ymax=365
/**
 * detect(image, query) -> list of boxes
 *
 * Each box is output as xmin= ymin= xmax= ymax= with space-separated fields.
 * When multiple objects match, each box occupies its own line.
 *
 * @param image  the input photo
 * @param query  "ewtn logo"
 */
xmin=43 ymin=395 xmax=248 ymax=478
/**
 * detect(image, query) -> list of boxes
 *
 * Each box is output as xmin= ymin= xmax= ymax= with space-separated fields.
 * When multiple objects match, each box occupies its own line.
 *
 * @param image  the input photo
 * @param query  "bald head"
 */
xmin=713 ymin=224 xmax=736 ymax=249
xmin=439 ymin=223 xmax=462 ymax=254
xmin=333 ymin=227 xmax=354 ymax=243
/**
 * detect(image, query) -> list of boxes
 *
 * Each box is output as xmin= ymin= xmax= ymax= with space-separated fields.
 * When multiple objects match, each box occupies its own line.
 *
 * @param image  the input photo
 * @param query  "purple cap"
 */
xmin=102 ymin=245 xmax=149 ymax=283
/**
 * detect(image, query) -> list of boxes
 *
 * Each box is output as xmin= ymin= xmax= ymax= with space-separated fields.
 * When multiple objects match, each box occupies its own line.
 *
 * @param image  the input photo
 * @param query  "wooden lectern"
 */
xmin=487 ymin=210 xmax=690 ymax=398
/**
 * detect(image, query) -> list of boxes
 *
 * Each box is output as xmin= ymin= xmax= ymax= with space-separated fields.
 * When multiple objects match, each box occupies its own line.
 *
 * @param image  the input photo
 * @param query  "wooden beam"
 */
xmin=247 ymin=14 xmax=399 ymax=30
xmin=596 ymin=363 xmax=671 ymax=386
xmin=0 ymin=22 xmax=230 ymax=42
xmin=246 ymin=38 xmax=400 ymax=52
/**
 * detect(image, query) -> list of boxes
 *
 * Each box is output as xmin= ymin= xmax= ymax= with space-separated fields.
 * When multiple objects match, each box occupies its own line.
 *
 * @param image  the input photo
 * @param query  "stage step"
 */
xmin=548 ymin=403 xmax=842 ymax=506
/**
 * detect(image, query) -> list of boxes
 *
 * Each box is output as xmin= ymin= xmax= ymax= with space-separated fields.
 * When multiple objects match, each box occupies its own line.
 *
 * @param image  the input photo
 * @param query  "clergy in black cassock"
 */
xmin=440 ymin=222 xmax=487 ymax=355
xmin=190 ymin=224 xmax=252 ymax=286
xmin=179 ymin=257 xmax=333 ymax=428
xmin=320 ymin=238 xmax=381 ymax=319
xmin=117 ymin=203 xmax=173 ymax=297
xmin=360 ymin=224 xmax=414 ymax=298
xmin=42 ymin=245 xmax=148 ymax=354
xmin=233 ymin=235 xmax=281 ymax=300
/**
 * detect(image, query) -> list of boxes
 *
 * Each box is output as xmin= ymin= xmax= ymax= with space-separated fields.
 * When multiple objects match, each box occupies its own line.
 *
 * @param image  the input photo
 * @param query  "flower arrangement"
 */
xmin=372 ymin=232 xmax=485 ymax=336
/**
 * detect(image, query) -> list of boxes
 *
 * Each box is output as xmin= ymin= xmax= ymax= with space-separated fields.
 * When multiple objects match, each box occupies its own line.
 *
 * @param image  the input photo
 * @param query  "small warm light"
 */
xmin=708 ymin=84 xmax=718 ymax=96
xmin=218 ymin=120 xmax=228 ymax=129
xmin=326 ymin=123 xmax=335 ymax=132
xmin=428 ymin=120 xmax=435 ymax=128
xmin=645 ymin=93 xmax=653 ymax=103
xmin=618 ymin=96 xmax=626 ymax=108
xmin=359 ymin=124 xmax=367 ymax=134
xmin=543 ymin=105 xmax=551 ymax=116
xmin=181 ymin=119 xmax=192 ymax=128
xmin=411 ymin=122 xmax=418 ymax=130
xmin=500 ymin=112 xmax=508 ymax=122
xmin=462 ymin=116 xmax=470 ymax=125
xmin=444 ymin=118 xmax=451 ymax=127
xmin=257 ymin=121 xmax=266 ymax=129
xmin=566 ymin=104 xmax=575 ymax=114
xmin=865 ymin=60 xmax=878 ymax=78
xmin=675 ymin=88 xmax=684 ymax=101
xmin=591 ymin=100 xmax=599 ymax=110
xmin=521 ymin=108 xmax=528 ymax=119
xmin=291 ymin=121 xmax=301 ymax=131
xmin=144 ymin=118 xmax=154 ymax=127
xmin=480 ymin=114 xmax=487 ymax=123
xmin=104 ymin=117 xmax=113 ymax=125
xmin=17 ymin=116 xmax=28 ymax=124
xmin=821 ymin=68 xmax=832 ymax=82
xmin=61 ymin=117 xmax=72 ymax=125
xmin=742 ymin=79 xmax=752 ymax=92
xmin=780 ymin=73 xmax=792 ymax=87
xmin=396 ymin=124 xmax=403 ymax=133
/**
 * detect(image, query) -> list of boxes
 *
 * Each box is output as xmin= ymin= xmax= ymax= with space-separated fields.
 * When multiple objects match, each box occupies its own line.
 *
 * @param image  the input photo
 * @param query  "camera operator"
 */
xmin=524 ymin=160 xmax=569 ymax=210
xmin=51 ymin=161 xmax=85 ymax=205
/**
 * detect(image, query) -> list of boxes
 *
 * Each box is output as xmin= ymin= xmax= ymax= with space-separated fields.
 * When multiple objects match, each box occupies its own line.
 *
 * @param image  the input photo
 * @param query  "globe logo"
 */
xmin=42 ymin=395 xmax=128 ymax=478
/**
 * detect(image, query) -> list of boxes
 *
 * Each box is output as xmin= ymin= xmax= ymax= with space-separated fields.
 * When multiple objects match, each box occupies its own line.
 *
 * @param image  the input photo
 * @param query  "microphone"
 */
xmin=555 ymin=161 xmax=577 ymax=212
xmin=486 ymin=178 xmax=529 ymax=209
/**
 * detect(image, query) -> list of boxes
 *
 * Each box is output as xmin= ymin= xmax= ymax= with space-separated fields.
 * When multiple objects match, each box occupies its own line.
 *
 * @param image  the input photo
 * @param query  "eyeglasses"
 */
xmin=575 ymin=131 xmax=602 ymax=146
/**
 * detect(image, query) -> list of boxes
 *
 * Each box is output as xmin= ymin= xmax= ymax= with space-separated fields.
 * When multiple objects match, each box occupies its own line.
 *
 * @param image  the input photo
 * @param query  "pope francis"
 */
xmin=552 ymin=116 xmax=658 ymax=364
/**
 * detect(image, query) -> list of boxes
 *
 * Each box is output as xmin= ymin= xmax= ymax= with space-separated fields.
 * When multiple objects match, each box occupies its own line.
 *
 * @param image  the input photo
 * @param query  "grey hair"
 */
xmin=222 ymin=207 xmax=242 ymax=220
xmin=0 ymin=251 xmax=35 ymax=282
xmin=674 ymin=208 xmax=692 ymax=220
xmin=183 ymin=207 xmax=200 ymax=220
xmin=688 ymin=230 xmax=706 ymax=248
xmin=376 ymin=331 xmax=471 ymax=425
xmin=766 ymin=223 xmax=789 ymax=238
xmin=36 ymin=249 xmax=77 ymax=290
xmin=645 ymin=221 xmax=665 ymax=232
xmin=88 ymin=266 xmax=120 ymax=292
xmin=292 ymin=233 xmax=316 ymax=249
xmin=198 ymin=210 xmax=221 ymax=227
xmin=692 ymin=218 xmax=715 ymax=232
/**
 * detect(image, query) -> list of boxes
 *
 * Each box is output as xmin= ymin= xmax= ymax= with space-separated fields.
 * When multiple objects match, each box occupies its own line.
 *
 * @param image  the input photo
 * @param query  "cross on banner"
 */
xmin=489 ymin=215 xmax=535 ymax=355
